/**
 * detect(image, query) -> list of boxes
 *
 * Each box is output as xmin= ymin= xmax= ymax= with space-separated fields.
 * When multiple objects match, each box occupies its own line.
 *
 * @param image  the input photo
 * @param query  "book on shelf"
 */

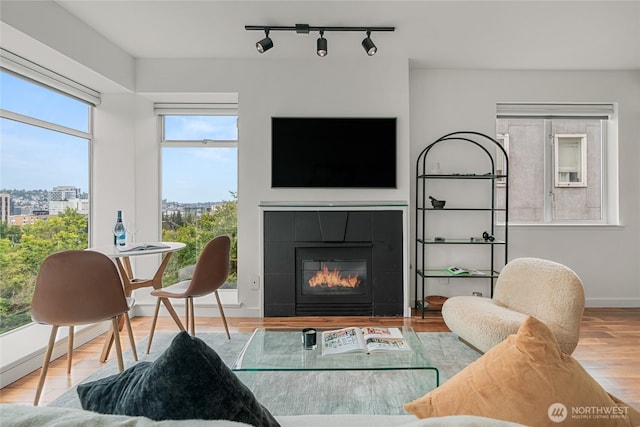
xmin=321 ymin=327 xmax=411 ymax=355
xmin=445 ymin=266 xmax=486 ymax=276
xmin=116 ymin=242 xmax=170 ymax=252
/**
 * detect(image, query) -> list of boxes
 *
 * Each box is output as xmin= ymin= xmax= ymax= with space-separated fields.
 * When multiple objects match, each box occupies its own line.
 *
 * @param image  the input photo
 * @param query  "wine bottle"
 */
xmin=113 ymin=210 xmax=126 ymax=246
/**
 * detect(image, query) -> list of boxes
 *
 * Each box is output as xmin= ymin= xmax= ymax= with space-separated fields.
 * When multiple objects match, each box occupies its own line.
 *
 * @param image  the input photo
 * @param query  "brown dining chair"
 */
xmin=147 ymin=235 xmax=231 ymax=353
xmin=31 ymin=250 xmax=137 ymax=406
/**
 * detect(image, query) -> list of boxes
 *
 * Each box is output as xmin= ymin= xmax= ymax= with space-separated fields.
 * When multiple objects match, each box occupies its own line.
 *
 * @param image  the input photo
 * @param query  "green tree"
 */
xmin=0 ymin=208 xmax=88 ymax=334
xmin=161 ymin=193 xmax=237 ymax=289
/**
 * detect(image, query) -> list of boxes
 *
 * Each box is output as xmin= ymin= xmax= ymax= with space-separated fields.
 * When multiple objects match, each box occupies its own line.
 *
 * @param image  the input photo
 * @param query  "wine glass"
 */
xmin=126 ymin=221 xmax=138 ymax=244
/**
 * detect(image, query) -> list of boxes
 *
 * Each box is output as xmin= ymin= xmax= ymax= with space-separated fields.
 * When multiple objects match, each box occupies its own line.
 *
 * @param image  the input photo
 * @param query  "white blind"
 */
xmin=1 ymin=49 xmax=101 ymax=107
xmin=496 ymin=103 xmax=615 ymax=119
xmin=154 ymin=103 xmax=237 ymax=116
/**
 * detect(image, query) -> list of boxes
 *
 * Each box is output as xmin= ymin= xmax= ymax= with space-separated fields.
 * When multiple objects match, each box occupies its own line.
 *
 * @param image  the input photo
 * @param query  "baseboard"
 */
xmin=585 ymin=298 xmax=640 ymax=307
xmin=131 ymin=302 xmax=260 ymax=318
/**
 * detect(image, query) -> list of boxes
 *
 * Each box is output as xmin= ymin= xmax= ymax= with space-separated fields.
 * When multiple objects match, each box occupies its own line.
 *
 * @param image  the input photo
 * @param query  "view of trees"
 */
xmin=0 ymin=208 xmax=88 ymax=334
xmin=161 ymin=194 xmax=238 ymax=289
xmin=0 ymin=197 xmax=237 ymax=335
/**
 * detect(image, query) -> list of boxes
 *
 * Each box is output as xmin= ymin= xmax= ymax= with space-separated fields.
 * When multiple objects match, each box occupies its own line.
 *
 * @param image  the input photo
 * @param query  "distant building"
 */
xmin=49 ymin=186 xmax=81 ymax=201
xmin=0 ymin=193 xmax=9 ymax=224
xmin=10 ymin=214 xmax=43 ymax=227
xmin=49 ymin=199 xmax=89 ymax=216
xmin=47 ymin=186 xmax=89 ymax=216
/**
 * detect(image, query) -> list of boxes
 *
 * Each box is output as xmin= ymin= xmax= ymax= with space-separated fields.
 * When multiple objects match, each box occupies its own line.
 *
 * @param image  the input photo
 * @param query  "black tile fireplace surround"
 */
xmin=263 ymin=210 xmax=403 ymax=316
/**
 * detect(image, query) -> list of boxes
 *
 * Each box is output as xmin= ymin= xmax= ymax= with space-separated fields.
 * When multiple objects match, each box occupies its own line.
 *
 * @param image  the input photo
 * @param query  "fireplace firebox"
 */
xmin=296 ymin=246 xmax=372 ymax=315
xmin=263 ymin=210 xmax=403 ymax=316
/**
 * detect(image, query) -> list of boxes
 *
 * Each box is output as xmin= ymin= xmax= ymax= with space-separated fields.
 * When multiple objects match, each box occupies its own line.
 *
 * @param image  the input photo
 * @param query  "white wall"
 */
xmin=133 ymin=58 xmax=411 ymax=314
xmin=410 ymin=69 xmax=640 ymax=306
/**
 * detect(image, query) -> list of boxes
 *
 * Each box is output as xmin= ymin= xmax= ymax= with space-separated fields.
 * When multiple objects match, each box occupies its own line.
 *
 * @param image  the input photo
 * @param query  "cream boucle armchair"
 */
xmin=442 ymin=257 xmax=585 ymax=354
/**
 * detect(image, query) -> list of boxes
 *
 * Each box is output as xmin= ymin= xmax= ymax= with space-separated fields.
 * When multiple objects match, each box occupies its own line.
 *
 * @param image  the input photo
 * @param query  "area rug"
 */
xmin=49 ymin=332 xmax=479 ymax=416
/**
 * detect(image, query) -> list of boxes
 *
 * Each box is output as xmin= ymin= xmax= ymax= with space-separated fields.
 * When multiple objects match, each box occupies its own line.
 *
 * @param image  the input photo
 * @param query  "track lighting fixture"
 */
xmin=256 ymin=29 xmax=273 ymax=53
xmin=317 ymin=30 xmax=327 ymax=57
xmin=245 ymin=24 xmax=394 ymax=56
xmin=361 ymin=31 xmax=377 ymax=56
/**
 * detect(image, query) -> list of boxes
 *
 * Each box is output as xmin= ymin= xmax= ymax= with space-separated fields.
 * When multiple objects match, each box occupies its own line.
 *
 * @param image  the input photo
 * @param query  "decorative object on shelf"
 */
xmin=482 ymin=231 xmax=495 ymax=242
xmin=245 ymin=24 xmax=395 ymax=56
xmin=425 ymin=295 xmax=448 ymax=309
xmin=429 ymin=196 xmax=446 ymax=209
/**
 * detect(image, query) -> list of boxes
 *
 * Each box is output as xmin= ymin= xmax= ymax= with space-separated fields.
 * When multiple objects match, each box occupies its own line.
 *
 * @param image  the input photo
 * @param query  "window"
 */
xmin=158 ymin=106 xmax=238 ymax=289
xmin=0 ymin=69 xmax=93 ymax=334
xmin=496 ymin=103 xmax=615 ymax=224
xmin=555 ymin=134 xmax=587 ymax=187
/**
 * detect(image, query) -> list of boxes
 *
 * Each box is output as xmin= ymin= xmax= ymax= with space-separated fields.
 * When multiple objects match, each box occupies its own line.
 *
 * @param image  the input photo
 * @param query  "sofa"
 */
xmin=0 ymin=404 xmax=525 ymax=427
xmin=4 ymin=317 xmax=638 ymax=427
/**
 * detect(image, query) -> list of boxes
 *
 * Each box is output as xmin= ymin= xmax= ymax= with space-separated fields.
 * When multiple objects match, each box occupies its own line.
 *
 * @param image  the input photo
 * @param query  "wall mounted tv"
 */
xmin=271 ymin=117 xmax=397 ymax=188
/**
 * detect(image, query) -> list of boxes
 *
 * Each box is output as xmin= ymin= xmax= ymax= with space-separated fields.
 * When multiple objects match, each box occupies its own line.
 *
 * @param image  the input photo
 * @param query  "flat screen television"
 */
xmin=271 ymin=117 xmax=397 ymax=188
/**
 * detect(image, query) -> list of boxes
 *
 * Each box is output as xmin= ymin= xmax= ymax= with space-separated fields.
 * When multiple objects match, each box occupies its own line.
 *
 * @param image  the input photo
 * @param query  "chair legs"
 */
xmin=147 ymin=297 xmax=185 ymax=353
xmin=187 ymin=293 xmax=230 ymax=339
xmin=123 ymin=313 xmax=138 ymax=362
xmin=34 ymin=317 xmax=132 ymax=406
xmin=146 ymin=293 xmax=230 ymax=354
xmin=146 ymin=297 xmax=162 ymax=354
xmin=187 ymin=297 xmax=195 ymax=336
xmin=111 ymin=317 xmax=125 ymax=372
xmin=33 ymin=326 xmax=59 ymax=406
xmin=215 ymin=290 xmax=231 ymax=340
xmin=67 ymin=325 xmax=74 ymax=374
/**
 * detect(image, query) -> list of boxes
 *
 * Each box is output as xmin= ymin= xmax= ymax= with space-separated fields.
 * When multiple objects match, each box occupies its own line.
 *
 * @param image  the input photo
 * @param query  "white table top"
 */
xmin=89 ymin=241 xmax=186 ymax=257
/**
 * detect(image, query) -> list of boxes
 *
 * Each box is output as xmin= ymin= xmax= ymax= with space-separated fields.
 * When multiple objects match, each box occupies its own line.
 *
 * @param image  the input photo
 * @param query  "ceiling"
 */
xmin=55 ymin=1 xmax=640 ymax=70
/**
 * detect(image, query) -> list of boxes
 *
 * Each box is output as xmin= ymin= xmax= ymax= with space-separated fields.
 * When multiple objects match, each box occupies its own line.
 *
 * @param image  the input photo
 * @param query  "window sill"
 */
xmin=0 ymin=321 xmax=109 ymax=388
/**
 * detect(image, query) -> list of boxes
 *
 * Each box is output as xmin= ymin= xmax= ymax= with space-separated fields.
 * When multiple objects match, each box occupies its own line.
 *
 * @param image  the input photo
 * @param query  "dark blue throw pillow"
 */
xmin=77 ymin=331 xmax=280 ymax=427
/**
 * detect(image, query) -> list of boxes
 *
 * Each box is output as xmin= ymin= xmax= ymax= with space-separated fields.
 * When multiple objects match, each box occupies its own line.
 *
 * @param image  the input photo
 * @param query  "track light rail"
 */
xmin=245 ymin=25 xmax=395 ymax=33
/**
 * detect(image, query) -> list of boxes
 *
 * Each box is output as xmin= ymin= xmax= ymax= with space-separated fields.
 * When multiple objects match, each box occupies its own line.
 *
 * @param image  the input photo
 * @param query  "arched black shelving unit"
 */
xmin=415 ymin=131 xmax=509 ymax=318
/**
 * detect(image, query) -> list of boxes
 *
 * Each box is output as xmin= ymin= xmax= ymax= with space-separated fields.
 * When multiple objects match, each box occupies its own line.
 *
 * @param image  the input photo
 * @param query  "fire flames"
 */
xmin=308 ymin=265 xmax=361 ymax=288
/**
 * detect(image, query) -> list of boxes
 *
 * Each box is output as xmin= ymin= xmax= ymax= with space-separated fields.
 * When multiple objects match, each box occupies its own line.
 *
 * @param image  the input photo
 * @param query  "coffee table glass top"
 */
xmin=232 ymin=327 xmax=437 ymax=376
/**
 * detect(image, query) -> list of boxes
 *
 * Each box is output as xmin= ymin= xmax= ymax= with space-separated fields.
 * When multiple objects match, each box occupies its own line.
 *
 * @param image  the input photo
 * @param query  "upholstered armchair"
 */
xmin=442 ymin=257 xmax=585 ymax=354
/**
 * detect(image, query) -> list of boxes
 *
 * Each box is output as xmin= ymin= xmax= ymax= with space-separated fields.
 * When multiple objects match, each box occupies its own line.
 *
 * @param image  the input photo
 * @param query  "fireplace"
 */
xmin=296 ymin=246 xmax=372 ymax=315
xmin=263 ymin=209 xmax=404 ymax=316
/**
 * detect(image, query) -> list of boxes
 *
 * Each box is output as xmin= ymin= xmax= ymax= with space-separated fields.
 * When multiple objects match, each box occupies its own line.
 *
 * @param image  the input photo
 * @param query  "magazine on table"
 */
xmin=116 ymin=242 xmax=170 ymax=252
xmin=321 ymin=327 xmax=411 ymax=355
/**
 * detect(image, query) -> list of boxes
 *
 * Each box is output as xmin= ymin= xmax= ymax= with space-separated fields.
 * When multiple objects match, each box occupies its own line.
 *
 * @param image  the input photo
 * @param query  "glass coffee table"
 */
xmin=232 ymin=326 xmax=439 ymax=386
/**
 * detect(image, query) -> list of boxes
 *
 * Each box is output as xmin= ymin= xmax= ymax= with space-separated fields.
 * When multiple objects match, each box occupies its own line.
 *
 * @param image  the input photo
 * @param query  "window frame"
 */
xmin=496 ymin=103 xmax=616 ymax=226
xmin=157 ymin=108 xmax=239 ymax=300
xmin=554 ymin=133 xmax=587 ymax=188
xmin=0 ymin=67 xmax=96 ymax=385
xmin=495 ymin=133 xmax=509 ymax=187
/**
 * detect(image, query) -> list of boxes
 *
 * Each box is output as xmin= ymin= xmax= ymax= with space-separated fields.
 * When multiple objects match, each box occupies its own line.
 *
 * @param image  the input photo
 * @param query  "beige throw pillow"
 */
xmin=404 ymin=316 xmax=640 ymax=427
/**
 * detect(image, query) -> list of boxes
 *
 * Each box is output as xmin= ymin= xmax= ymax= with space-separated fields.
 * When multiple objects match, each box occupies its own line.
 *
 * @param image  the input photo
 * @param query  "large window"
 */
xmin=496 ymin=103 xmax=614 ymax=224
xmin=0 ymin=70 xmax=92 ymax=334
xmin=159 ymin=110 xmax=238 ymax=289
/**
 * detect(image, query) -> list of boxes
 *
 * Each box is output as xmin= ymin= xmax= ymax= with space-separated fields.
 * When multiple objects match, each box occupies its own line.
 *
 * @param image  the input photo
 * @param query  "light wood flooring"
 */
xmin=1 ymin=308 xmax=638 ymax=409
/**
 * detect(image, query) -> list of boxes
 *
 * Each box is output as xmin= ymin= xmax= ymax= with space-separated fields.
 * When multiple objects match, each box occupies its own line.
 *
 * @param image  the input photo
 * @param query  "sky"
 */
xmin=0 ymin=71 xmax=237 ymax=203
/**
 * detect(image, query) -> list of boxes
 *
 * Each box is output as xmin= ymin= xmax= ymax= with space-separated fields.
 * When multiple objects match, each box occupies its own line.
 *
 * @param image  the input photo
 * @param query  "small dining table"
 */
xmin=90 ymin=241 xmax=186 ymax=362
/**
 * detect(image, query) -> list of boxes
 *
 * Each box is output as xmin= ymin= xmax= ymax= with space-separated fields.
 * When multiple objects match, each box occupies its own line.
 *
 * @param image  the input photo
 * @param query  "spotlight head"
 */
xmin=317 ymin=31 xmax=327 ymax=57
xmin=256 ymin=30 xmax=273 ymax=53
xmin=362 ymin=31 xmax=377 ymax=56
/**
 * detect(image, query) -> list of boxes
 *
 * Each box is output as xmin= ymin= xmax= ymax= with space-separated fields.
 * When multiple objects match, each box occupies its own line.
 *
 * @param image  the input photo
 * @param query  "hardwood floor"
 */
xmin=1 ymin=308 xmax=638 ymax=409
